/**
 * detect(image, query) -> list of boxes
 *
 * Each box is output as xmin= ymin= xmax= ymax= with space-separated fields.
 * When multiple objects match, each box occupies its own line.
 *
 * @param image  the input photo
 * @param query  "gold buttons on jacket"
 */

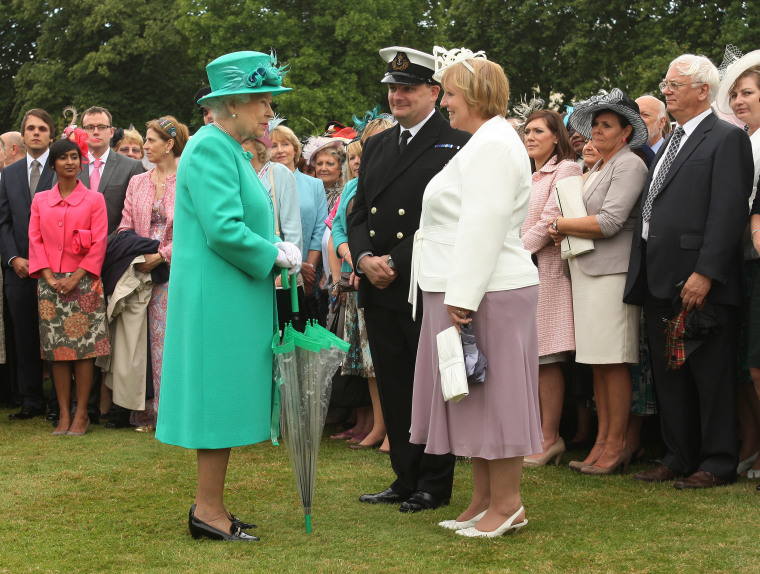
xmin=369 ymin=230 xmax=375 ymax=237
xmin=397 ymin=232 xmax=403 ymax=239
xmin=398 ymin=209 xmax=405 ymax=215
xmin=371 ymin=207 xmax=377 ymax=214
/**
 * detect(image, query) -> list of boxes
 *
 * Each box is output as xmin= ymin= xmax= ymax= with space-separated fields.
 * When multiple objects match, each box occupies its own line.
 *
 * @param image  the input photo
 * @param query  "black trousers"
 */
xmin=363 ymin=303 xmax=455 ymax=499
xmin=644 ymin=294 xmax=739 ymax=481
xmin=4 ymin=270 xmax=44 ymax=409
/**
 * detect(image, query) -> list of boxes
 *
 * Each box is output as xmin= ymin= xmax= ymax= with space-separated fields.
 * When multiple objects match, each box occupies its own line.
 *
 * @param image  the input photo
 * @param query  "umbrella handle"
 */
xmin=305 ymin=514 xmax=312 ymax=533
xmin=281 ymin=268 xmax=300 ymax=313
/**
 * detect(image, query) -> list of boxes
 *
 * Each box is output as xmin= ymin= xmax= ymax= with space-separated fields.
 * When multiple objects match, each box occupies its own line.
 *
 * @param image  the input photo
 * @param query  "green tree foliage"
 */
xmin=3 ymin=0 xmax=200 ymax=134
xmin=175 ymin=0 xmax=446 ymax=135
xmin=2 ymin=1 xmax=759 ymax=135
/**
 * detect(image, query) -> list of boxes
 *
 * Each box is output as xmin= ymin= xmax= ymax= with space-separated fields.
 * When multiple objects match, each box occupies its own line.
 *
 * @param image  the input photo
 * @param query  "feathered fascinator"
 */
xmin=511 ymin=96 xmax=545 ymax=133
xmin=717 ymin=44 xmax=743 ymax=80
xmin=61 ymin=106 xmax=90 ymax=163
xmin=432 ymin=46 xmax=488 ymax=83
xmin=269 ymin=113 xmax=287 ymax=132
xmin=352 ymin=105 xmax=395 ymax=135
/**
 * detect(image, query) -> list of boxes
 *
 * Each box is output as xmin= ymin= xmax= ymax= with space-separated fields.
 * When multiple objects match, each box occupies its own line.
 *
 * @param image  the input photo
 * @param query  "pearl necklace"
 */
xmin=213 ymin=121 xmax=233 ymax=138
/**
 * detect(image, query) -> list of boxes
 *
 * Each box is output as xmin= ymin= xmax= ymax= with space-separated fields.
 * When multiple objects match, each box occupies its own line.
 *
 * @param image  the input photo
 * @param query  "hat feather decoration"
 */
xmin=61 ymin=106 xmax=90 ymax=162
xmin=512 ymin=96 xmax=545 ymax=134
xmin=432 ymin=46 xmax=487 ymax=82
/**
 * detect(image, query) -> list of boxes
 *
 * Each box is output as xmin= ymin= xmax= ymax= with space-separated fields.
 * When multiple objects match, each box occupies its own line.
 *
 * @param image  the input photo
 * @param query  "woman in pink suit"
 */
xmin=520 ymin=109 xmax=582 ymax=466
xmin=117 ymin=116 xmax=188 ymax=430
xmin=28 ymin=131 xmax=109 ymax=436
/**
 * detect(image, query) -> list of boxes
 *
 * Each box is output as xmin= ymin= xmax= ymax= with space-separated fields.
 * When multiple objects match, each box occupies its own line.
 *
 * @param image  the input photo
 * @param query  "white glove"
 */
xmin=274 ymin=241 xmax=302 ymax=275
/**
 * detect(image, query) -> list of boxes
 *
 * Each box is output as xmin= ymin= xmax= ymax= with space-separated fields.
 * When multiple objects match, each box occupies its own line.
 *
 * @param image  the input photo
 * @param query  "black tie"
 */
xmin=399 ymin=130 xmax=411 ymax=154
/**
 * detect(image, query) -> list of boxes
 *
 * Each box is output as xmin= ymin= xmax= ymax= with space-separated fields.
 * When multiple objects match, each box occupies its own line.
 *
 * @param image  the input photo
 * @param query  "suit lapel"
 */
xmin=78 ymin=165 xmax=90 ymax=188
xmin=657 ymin=113 xmax=714 ymax=195
xmin=376 ymin=112 xmax=443 ymax=192
xmin=98 ymin=153 xmax=118 ymax=192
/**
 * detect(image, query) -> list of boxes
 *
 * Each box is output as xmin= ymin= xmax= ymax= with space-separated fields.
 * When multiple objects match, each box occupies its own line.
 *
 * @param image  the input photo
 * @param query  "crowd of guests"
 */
xmin=1 ymin=42 xmax=760 ymax=540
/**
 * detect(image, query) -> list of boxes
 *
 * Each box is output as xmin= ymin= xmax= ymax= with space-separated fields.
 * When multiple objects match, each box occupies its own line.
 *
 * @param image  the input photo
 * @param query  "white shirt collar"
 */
xmin=88 ymin=147 xmax=110 ymax=165
xmin=678 ymin=108 xmax=712 ymax=137
xmin=27 ymin=149 xmax=49 ymax=172
xmin=399 ymin=108 xmax=436 ymax=142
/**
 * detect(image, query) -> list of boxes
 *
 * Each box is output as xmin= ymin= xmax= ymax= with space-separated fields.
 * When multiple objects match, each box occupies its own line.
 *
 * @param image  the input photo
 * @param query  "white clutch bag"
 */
xmin=437 ymin=326 xmax=468 ymax=403
xmin=554 ymin=176 xmax=595 ymax=260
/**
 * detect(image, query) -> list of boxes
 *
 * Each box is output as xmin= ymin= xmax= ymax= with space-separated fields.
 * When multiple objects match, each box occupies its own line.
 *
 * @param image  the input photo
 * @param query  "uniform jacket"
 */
xmin=28 ymin=181 xmax=108 ymax=277
xmin=0 ymin=155 xmax=56 ymax=264
xmin=348 ymin=110 xmax=470 ymax=312
xmin=78 ymin=150 xmax=145 ymax=236
xmin=624 ymin=112 xmax=754 ymax=306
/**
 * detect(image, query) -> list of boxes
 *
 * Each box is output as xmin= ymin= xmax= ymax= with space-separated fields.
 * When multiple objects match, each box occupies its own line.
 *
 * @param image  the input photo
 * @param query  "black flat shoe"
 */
xmin=359 ymin=486 xmax=407 ymax=504
xmin=46 ymin=410 xmax=60 ymax=422
xmin=399 ymin=491 xmax=449 ymax=513
xmin=190 ymin=504 xmax=256 ymax=529
xmin=188 ymin=507 xmax=259 ymax=541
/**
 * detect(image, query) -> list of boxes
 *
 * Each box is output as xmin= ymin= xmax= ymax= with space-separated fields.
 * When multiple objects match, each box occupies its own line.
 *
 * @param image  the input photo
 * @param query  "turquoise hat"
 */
xmin=198 ymin=50 xmax=291 ymax=104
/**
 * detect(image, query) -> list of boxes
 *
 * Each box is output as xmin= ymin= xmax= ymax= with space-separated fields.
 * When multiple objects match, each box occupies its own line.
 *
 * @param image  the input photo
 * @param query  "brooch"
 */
xmin=435 ymin=144 xmax=462 ymax=150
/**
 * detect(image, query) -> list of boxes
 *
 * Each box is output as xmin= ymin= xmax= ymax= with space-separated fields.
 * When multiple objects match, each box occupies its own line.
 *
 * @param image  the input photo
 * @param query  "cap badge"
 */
xmin=392 ymin=52 xmax=411 ymax=71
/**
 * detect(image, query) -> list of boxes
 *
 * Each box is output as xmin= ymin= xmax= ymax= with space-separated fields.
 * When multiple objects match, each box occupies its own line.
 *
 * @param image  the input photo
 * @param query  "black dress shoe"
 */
xmin=399 ymin=491 xmax=449 ymax=513
xmin=105 ymin=406 xmax=131 ymax=429
xmin=359 ymin=487 xmax=407 ymax=504
xmin=190 ymin=504 xmax=256 ymax=529
xmin=46 ymin=410 xmax=60 ymax=422
xmin=9 ymin=405 xmax=44 ymax=420
xmin=188 ymin=507 xmax=259 ymax=541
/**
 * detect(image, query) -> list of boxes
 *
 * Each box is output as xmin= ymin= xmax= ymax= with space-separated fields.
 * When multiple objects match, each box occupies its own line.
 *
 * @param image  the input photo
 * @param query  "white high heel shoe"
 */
xmin=438 ymin=510 xmax=487 ymax=531
xmin=456 ymin=506 xmax=527 ymax=538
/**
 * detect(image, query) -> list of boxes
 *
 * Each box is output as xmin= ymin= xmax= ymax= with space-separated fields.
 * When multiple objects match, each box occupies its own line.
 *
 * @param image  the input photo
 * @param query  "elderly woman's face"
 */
xmin=729 ymin=75 xmax=760 ymax=127
xmin=118 ymin=140 xmax=143 ymax=160
xmin=233 ymin=94 xmax=274 ymax=140
xmin=582 ymin=140 xmax=603 ymax=170
xmin=271 ymin=136 xmax=296 ymax=170
xmin=314 ymin=150 xmax=341 ymax=187
xmin=590 ymin=111 xmax=631 ymax=156
xmin=523 ymin=118 xmax=556 ymax=164
xmin=441 ymin=81 xmax=477 ymax=133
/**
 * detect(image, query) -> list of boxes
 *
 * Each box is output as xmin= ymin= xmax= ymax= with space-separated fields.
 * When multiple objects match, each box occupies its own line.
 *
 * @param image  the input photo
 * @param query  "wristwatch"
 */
xmin=387 ymin=255 xmax=396 ymax=270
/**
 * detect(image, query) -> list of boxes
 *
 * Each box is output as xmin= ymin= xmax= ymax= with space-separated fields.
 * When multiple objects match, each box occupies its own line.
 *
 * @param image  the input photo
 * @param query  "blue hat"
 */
xmin=198 ymin=50 xmax=291 ymax=105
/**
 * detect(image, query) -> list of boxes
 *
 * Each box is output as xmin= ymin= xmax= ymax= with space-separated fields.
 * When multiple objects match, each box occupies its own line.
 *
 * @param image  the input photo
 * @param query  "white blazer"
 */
xmin=409 ymin=115 xmax=538 ymax=317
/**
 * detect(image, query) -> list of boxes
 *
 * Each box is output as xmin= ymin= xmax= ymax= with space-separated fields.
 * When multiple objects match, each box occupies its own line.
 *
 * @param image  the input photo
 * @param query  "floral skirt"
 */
xmin=38 ymin=273 xmax=110 ymax=361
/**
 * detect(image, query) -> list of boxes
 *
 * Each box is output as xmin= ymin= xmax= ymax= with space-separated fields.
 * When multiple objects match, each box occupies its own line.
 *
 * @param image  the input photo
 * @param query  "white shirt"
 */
xmin=643 ymin=108 xmax=712 ymax=239
xmin=650 ymin=137 xmax=664 ymax=154
xmin=27 ymin=149 xmax=50 ymax=187
xmin=88 ymin=147 xmax=110 ymax=178
xmin=399 ymin=108 xmax=436 ymax=146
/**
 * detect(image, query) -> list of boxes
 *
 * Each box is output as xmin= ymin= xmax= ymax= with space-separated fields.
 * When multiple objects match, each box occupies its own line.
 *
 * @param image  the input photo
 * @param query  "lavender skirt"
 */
xmin=410 ymin=288 xmax=543 ymax=459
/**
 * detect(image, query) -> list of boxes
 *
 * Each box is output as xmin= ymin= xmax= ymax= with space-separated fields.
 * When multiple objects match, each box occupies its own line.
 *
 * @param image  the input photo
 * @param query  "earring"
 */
xmin=232 ymin=113 xmax=237 ymax=119
xmin=622 ymin=137 xmax=627 ymax=143
xmin=165 ymin=149 xmax=170 ymax=154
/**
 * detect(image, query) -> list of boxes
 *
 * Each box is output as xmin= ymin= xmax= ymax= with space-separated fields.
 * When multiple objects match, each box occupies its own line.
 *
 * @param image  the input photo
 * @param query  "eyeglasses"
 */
xmin=658 ymin=80 xmax=704 ymax=93
xmin=119 ymin=146 xmax=142 ymax=155
xmin=82 ymin=124 xmax=111 ymax=132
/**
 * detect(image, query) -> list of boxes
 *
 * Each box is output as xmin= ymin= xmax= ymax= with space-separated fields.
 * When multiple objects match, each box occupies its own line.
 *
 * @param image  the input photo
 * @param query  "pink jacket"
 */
xmin=116 ymin=170 xmax=174 ymax=264
xmin=29 ymin=181 xmax=108 ymax=278
xmin=521 ymin=157 xmax=582 ymax=356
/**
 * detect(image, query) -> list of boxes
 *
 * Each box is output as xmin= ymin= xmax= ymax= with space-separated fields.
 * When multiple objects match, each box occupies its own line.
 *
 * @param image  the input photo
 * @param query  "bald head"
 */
xmin=0 ymin=132 xmax=26 ymax=166
xmin=636 ymin=96 xmax=667 ymax=147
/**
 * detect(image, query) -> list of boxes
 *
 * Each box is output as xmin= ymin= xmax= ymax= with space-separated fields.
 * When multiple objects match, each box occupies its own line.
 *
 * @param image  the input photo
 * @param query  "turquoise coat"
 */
xmin=331 ymin=177 xmax=357 ymax=273
xmin=156 ymin=125 xmax=279 ymax=449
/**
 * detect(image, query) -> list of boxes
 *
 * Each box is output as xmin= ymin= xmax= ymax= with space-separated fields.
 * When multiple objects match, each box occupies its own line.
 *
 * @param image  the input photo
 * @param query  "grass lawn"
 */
xmin=0 ymin=407 xmax=758 ymax=574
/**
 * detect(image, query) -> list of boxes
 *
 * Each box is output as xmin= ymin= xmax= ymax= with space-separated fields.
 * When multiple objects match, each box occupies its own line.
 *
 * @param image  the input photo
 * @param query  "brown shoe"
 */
xmin=634 ymin=464 xmax=680 ymax=482
xmin=673 ymin=470 xmax=731 ymax=490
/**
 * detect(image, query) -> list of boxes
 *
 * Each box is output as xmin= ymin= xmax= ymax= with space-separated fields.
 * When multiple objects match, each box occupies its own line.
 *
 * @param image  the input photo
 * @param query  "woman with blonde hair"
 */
xmin=409 ymin=48 xmax=541 ymax=537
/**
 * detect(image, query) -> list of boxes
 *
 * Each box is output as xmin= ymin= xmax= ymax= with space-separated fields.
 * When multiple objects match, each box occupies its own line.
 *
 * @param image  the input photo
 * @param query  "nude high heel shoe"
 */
xmin=568 ymin=442 xmax=604 ymax=472
xmin=580 ymin=446 xmax=632 ymax=476
xmin=523 ymin=437 xmax=565 ymax=467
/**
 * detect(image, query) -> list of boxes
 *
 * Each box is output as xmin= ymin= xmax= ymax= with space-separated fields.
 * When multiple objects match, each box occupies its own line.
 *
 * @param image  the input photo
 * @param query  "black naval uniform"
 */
xmin=348 ymin=111 xmax=470 ymax=500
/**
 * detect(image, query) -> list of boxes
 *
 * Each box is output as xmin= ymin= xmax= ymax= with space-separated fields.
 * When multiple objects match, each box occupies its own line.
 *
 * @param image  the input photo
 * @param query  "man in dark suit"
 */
xmin=77 ymin=106 xmax=144 ymax=427
xmin=348 ymin=47 xmax=470 ymax=512
xmin=78 ymin=107 xmax=145 ymax=236
xmin=624 ymin=54 xmax=754 ymax=489
xmin=0 ymin=109 xmax=57 ymax=419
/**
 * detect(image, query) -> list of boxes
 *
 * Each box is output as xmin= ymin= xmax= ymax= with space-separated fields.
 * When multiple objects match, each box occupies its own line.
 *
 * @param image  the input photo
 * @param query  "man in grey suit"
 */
xmin=77 ymin=106 xmax=144 ymax=426
xmin=78 ymin=106 xmax=145 ymax=236
xmin=0 ymin=109 xmax=57 ymax=419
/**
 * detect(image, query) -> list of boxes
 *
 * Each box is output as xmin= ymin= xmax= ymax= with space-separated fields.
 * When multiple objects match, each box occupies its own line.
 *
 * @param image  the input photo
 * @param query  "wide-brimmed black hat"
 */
xmin=379 ymin=47 xmax=437 ymax=85
xmin=568 ymin=88 xmax=648 ymax=149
